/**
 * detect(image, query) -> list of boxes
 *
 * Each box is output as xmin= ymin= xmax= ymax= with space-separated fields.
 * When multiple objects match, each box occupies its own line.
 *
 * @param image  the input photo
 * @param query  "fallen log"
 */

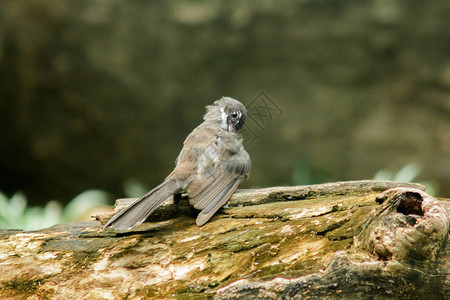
xmin=0 ymin=180 xmax=448 ymax=299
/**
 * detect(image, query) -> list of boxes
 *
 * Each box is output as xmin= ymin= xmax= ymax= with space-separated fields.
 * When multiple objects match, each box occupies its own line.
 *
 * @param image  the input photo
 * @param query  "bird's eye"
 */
xmin=231 ymin=112 xmax=238 ymax=119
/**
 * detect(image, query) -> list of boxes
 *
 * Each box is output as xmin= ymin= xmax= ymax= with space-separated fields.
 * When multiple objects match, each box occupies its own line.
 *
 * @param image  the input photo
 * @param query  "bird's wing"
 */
xmin=188 ymin=172 xmax=232 ymax=209
xmin=186 ymin=133 xmax=251 ymax=226
xmin=195 ymin=176 xmax=244 ymax=226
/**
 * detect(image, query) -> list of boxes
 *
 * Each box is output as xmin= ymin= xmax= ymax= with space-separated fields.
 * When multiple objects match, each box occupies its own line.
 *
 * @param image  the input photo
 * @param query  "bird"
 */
xmin=103 ymin=97 xmax=251 ymax=230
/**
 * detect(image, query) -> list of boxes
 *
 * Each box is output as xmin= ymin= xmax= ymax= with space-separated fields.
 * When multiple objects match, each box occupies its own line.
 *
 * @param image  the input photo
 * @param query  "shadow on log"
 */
xmin=0 ymin=181 xmax=448 ymax=299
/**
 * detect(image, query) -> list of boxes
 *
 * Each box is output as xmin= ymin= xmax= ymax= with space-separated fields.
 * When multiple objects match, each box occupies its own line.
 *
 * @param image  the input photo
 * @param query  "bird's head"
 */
xmin=204 ymin=97 xmax=247 ymax=133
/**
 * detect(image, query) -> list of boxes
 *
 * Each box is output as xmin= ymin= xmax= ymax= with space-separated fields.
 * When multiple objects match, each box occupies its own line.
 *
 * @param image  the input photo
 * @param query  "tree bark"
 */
xmin=0 ymin=180 xmax=448 ymax=299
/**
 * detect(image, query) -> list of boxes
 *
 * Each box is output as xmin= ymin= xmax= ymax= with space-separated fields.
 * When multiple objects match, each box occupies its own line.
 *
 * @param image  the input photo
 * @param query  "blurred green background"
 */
xmin=0 ymin=1 xmax=449 ymax=229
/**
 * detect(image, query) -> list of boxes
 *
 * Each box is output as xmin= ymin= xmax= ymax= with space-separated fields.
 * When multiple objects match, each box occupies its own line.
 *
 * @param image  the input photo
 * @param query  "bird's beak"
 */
xmin=228 ymin=123 xmax=237 ymax=133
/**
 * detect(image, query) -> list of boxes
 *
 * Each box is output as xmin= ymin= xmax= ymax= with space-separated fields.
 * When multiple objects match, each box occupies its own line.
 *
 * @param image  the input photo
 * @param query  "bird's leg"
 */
xmin=173 ymin=192 xmax=183 ymax=205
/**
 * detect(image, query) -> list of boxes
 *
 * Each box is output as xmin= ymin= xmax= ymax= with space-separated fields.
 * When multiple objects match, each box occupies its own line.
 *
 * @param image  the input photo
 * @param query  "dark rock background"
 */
xmin=0 ymin=0 xmax=449 ymax=205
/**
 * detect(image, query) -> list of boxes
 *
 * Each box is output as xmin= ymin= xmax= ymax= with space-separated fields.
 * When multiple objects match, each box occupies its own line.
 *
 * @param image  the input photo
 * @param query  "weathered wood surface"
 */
xmin=0 ymin=180 xmax=448 ymax=299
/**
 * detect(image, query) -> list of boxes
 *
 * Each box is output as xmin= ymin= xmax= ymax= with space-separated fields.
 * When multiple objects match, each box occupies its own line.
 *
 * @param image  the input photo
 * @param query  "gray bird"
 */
xmin=104 ymin=97 xmax=251 ymax=230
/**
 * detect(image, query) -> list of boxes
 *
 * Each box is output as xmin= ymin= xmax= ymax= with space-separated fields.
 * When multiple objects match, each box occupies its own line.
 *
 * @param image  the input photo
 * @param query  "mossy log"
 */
xmin=0 ymin=180 xmax=448 ymax=299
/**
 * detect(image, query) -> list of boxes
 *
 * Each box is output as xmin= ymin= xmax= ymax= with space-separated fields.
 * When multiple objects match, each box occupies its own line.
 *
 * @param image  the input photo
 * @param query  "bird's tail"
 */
xmin=103 ymin=179 xmax=183 ymax=230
